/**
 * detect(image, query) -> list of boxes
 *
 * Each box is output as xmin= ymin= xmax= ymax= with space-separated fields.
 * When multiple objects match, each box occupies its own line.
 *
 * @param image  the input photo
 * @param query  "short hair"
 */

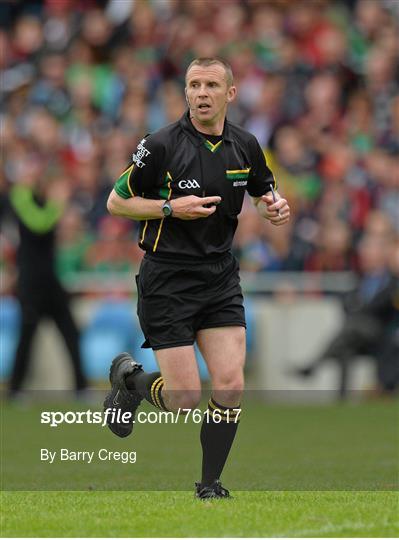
xmin=185 ymin=57 xmax=234 ymax=87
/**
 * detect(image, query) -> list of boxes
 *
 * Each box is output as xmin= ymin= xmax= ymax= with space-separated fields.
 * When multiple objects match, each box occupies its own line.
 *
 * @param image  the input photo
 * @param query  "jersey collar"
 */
xmin=179 ymin=110 xmax=234 ymax=145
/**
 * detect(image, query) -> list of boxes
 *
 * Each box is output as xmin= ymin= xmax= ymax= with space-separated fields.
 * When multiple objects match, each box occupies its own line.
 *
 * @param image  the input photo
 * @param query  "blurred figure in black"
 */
xmin=8 ymin=156 xmax=87 ymax=397
xmin=375 ymin=240 xmax=399 ymax=394
xmin=293 ymin=233 xmax=399 ymax=397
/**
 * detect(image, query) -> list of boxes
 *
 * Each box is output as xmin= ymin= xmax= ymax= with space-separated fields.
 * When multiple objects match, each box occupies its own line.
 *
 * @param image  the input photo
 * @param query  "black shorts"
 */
xmin=135 ymin=252 xmax=246 ymax=350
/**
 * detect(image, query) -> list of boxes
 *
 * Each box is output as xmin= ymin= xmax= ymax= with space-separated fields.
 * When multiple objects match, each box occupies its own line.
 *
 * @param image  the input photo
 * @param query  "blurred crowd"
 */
xmin=1 ymin=0 xmax=398 ymax=291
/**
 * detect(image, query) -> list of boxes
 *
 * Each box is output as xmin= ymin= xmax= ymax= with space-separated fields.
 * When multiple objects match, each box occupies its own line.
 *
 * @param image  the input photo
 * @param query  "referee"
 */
xmin=104 ymin=57 xmax=290 ymax=498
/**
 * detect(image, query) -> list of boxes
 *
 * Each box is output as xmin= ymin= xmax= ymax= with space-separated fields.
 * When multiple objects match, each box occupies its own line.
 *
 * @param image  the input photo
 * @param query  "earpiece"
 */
xmin=185 ymin=89 xmax=195 ymax=110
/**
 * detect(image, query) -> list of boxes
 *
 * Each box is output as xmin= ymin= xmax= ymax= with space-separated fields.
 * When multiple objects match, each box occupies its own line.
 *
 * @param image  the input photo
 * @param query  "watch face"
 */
xmin=163 ymin=202 xmax=172 ymax=216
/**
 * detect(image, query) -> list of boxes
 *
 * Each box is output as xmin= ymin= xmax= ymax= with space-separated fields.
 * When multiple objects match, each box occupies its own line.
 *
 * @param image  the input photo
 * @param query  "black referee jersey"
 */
xmin=114 ymin=111 xmax=276 ymax=259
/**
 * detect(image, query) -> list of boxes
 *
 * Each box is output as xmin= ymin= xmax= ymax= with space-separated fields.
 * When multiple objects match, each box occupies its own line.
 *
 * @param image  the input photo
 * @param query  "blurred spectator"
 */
xmin=299 ymin=72 xmax=344 ymax=154
xmin=343 ymin=89 xmax=374 ymax=154
xmin=6 ymin=159 xmax=87 ymax=396
xmin=245 ymin=74 xmax=285 ymax=148
xmin=364 ymin=47 xmax=398 ymax=140
xmin=292 ymin=231 xmax=399 ymax=396
xmin=384 ymin=95 xmax=399 ymax=154
xmin=304 ymin=219 xmax=355 ymax=272
xmin=364 ymin=209 xmax=397 ymax=240
xmin=233 ymin=202 xmax=279 ymax=272
xmin=41 ymin=0 xmax=79 ymax=52
xmin=83 ymin=215 xmax=142 ymax=274
xmin=11 ymin=14 xmax=44 ymax=64
xmin=28 ymin=52 xmax=71 ymax=119
xmin=375 ymin=239 xmax=399 ymax=393
xmin=56 ymin=205 xmax=93 ymax=281
xmin=69 ymin=158 xmax=109 ymax=229
xmin=273 ymin=125 xmax=321 ymax=204
xmin=365 ymin=150 xmax=399 ymax=232
xmin=277 ymin=36 xmax=312 ymax=121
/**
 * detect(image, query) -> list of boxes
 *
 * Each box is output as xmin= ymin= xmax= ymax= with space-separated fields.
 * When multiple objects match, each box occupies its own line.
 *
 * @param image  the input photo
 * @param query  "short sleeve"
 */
xmin=246 ymin=136 xmax=276 ymax=197
xmin=114 ymin=135 xmax=166 ymax=199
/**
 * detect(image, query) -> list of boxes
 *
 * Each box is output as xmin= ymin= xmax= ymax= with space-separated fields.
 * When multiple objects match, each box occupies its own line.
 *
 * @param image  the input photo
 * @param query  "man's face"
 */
xmin=185 ymin=64 xmax=236 ymax=126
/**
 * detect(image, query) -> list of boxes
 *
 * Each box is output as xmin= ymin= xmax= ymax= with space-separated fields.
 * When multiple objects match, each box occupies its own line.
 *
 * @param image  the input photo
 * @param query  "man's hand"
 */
xmin=253 ymin=191 xmax=290 ymax=226
xmin=107 ymin=190 xmax=221 ymax=221
xmin=171 ymin=195 xmax=221 ymax=220
xmin=46 ymin=179 xmax=70 ymax=206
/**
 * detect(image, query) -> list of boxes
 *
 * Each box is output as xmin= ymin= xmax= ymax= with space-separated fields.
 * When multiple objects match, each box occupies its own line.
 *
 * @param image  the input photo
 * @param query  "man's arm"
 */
xmin=245 ymin=135 xmax=290 ymax=226
xmin=107 ymin=189 xmax=222 ymax=221
xmin=10 ymin=183 xmax=67 ymax=234
xmin=252 ymin=190 xmax=290 ymax=226
xmin=107 ymin=189 xmax=164 ymax=220
xmin=110 ymin=134 xmax=221 ymax=220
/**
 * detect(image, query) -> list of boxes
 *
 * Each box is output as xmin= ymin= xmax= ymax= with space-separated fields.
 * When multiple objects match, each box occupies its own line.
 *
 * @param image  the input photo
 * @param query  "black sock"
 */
xmin=200 ymin=397 xmax=241 ymax=486
xmin=125 ymin=371 xmax=168 ymax=411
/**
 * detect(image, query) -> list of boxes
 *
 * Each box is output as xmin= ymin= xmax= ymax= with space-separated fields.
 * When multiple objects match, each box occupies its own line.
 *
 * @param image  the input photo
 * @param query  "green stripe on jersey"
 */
xmin=114 ymin=164 xmax=134 ymax=199
xmin=204 ymin=140 xmax=223 ymax=153
xmin=159 ymin=172 xmax=171 ymax=199
xmin=226 ymin=168 xmax=250 ymax=181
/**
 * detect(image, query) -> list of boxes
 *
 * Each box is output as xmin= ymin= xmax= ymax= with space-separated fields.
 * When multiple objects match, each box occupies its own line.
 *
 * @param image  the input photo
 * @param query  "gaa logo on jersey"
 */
xmin=178 ymin=179 xmax=200 ymax=189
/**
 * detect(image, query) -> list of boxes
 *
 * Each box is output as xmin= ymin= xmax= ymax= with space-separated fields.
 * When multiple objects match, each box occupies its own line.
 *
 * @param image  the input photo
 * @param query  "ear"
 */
xmin=227 ymin=85 xmax=237 ymax=103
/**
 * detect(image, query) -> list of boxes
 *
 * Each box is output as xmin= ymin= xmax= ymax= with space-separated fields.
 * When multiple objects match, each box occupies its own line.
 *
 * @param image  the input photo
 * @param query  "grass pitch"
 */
xmin=1 ymin=398 xmax=398 ymax=537
xmin=1 ymin=490 xmax=398 ymax=537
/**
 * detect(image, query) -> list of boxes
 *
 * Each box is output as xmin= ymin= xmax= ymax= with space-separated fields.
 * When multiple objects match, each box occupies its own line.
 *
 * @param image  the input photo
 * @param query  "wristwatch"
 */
xmin=162 ymin=200 xmax=173 ymax=217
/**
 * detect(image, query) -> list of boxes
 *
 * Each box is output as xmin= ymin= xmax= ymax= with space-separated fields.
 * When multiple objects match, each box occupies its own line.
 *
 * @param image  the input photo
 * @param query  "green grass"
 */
xmin=1 ymin=398 xmax=398 ymax=536
xmin=1 ymin=490 xmax=398 ymax=537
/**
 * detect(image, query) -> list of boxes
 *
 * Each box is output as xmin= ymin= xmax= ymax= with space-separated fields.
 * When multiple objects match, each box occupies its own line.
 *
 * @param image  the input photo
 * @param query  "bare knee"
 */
xmin=213 ymin=367 xmax=244 ymax=391
xmin=163 ymin=388 xmax=201 ymax=413
xmin=212 ymin=369 xmax=244 ymax=405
